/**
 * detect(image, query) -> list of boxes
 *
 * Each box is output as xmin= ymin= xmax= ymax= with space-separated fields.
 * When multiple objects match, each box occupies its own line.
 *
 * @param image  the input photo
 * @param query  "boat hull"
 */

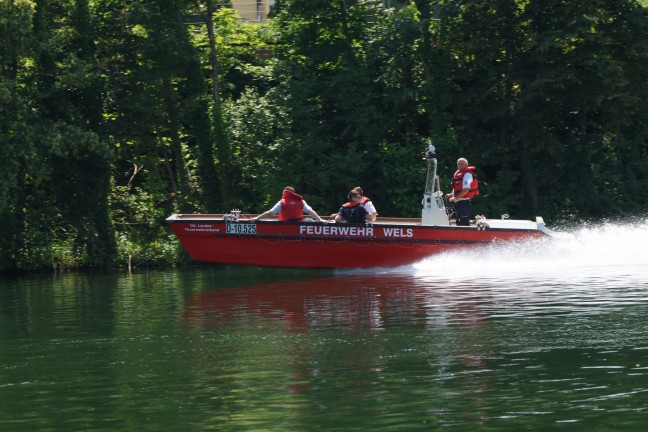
xmin=167 ymin=215 xmax=549 ymax=269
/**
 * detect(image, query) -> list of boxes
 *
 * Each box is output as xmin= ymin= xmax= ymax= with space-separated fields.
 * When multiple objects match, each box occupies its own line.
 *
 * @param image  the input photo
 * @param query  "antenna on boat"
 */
xmin=421 ymin=140 xmax=450 ymax=226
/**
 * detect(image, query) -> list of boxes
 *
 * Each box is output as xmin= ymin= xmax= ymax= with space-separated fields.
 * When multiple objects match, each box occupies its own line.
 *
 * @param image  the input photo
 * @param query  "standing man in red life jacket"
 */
xmin=445 ymin=158 xmax=479 ymax=226
xmin=334 ymin=189 xmax=372 ymax=224
xmin=253 ymin=186 xmax=324 ymax=222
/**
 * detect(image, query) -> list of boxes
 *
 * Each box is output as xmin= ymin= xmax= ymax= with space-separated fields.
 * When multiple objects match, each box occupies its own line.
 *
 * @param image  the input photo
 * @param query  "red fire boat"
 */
xmin=167 ymin=149 xmax=554 ymax=269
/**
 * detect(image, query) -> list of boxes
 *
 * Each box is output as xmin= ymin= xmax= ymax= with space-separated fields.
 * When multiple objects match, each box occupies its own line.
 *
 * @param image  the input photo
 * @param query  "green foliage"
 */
xmin=221 ymin=88 xmax=287 ymax=211
xmin=110 ymin=181 xmax=184 ymax=267
xmin=2 ymin=0 xmax=648 ymax=272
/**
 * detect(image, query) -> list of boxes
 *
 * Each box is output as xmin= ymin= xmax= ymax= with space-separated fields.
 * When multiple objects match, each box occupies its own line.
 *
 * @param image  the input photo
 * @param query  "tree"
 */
xmin=269 ymin=0 xmax=398 ymax=212
xmin=0 ymin=0 xmax=35 ymax=271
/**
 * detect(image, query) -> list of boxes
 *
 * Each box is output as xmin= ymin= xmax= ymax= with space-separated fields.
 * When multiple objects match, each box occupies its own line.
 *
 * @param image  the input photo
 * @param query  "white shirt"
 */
xmin=362 ymin=200 xmax=377 ymax=215
xmin=462 ymin=172 xmax=473 ymax=189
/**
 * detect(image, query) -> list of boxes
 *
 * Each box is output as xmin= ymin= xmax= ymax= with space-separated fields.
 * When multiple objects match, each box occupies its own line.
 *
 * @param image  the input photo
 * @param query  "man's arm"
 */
xmin=306 ymin=208 xmax=324 ymax=222
xmin=253 ymin=210 xmax=273 ymax=221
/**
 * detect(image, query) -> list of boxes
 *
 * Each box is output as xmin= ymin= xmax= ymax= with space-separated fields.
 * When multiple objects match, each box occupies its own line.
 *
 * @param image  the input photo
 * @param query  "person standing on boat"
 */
xmin=334 ymin=190 xmax=372 ymax=224
xmin=445 ymin=158 xmax=479 ymax=226
xmin=253 ymin=186 xmax=324 ymax=222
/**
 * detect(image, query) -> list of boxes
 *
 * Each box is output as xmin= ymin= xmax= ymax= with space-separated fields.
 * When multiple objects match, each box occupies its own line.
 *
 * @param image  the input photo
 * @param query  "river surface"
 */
xmin=1 ymin=221 xmax=648 ymax=431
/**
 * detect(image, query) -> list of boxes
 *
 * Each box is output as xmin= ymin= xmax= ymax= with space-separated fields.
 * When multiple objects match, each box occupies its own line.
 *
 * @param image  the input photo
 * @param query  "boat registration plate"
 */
xmin=226 ymin=221 xmax=257 ymax=235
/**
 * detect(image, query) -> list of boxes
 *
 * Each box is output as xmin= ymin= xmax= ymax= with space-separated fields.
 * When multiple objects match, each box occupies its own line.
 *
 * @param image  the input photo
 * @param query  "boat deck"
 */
xmin=167 ymin=213 xmax=546 ymax=231
xmin=166 ymin=214 xmax=474 ymax=227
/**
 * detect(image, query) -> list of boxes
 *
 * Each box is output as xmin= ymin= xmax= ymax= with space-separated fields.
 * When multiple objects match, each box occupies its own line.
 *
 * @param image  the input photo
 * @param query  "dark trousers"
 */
xmin=454 ymin=199 xmax=472 ymax=226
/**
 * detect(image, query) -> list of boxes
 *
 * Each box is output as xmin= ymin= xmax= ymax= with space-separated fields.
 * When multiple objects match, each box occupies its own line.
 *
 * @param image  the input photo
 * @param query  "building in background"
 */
xmin=232 ymin=0 xmax=275 ymax=22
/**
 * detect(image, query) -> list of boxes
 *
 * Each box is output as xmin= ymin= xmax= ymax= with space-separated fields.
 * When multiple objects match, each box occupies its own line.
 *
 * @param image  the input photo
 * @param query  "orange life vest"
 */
xmin=452 ymin=167 xmax=479 ymax=198
xmin=279 ymin=190 xmax=304 ymax=221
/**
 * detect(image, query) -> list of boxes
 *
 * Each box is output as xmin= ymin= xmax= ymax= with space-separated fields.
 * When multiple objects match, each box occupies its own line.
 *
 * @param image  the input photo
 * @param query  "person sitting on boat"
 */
xmin=444 ymin=158 xmax=479 ymax=226
xmin=352 ymin=186 xmax=378 ymax=222
xmin=253 ymin=186 xmax=324 ymax=222
xmin=330 ymin=186 xmax=378 ymax=223
xmin=334 ymin=190 xmax=372 ymax=224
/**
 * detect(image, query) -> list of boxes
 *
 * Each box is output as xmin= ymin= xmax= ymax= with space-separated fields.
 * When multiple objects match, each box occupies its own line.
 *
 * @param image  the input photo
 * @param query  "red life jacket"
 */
xmin=452 ymin=166 xmax=479 ymax=198
xmin=279 ymin=190 xmax=304 ymax=221
xmin=359 ymin=196 xmax=371 ymax=207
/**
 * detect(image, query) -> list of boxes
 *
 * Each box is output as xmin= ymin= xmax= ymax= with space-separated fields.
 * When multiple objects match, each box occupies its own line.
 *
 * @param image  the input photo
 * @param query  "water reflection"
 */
xmin=176 ymin=224 xmax=648 ymax=430
xmin=178 ymin=265 xmax=648 ymax=430
xmin=184 ymin=274 xmax=487 ymax=332
xmin=3 ymin=222 xmax=648 ymax=431
xmin=183 ymin=266 xmax=648 ymax=334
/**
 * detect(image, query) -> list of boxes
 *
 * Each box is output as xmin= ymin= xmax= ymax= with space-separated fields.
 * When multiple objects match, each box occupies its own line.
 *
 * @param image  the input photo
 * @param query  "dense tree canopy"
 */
xmin=1 ymin=0 xmax=647 ymax=272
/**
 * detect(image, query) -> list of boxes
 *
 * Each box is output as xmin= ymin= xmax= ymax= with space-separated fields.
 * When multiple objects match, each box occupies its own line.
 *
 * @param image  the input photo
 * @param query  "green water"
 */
xmin=1 ymin=264 xmax=648 ymax=431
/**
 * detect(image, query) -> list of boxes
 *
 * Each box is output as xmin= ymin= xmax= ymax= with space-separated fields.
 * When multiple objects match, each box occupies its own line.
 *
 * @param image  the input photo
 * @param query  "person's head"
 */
xmin=348 ymin=190 xmax=362 ymax=202
xmin=352 ymin=186 xmax=364 ymax=196
xmin=457 ymin=158 xmax=469 ymax=170
xmin=283 ymin=186 xmax=295 ymax=193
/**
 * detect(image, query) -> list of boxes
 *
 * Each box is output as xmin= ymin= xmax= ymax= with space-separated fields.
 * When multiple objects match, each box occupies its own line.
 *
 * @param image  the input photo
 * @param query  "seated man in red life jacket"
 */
xmin=253 ymin=186 xmax=324 ymax=222
xmin=351 ymin=186 xmax=378 ymax=222
xmin=334 ymin=190 xmax=373 ymax=224
xmin=330 ymin=186 xmax=378 ymax=223
xmin=444 ymin=157 xmax=479 ymax=226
